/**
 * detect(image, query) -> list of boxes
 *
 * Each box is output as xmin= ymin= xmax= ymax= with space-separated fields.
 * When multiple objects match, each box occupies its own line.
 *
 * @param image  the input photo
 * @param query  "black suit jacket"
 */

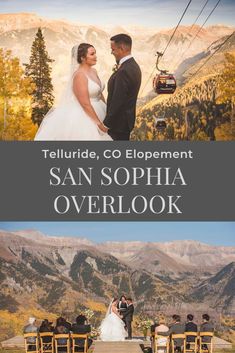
xmin=185 ymin=322 xmax=198 ymax=342
xmin=104 ymin=57 xmax=141 ymax=134
xmin=122 ymin=304 xmax=134 ymax=322
xmin=71 ymin=324 xmax=91 ymax=348
xmin=200 ymin=322 xmax=214 ymax=342
xmin=72 ymin=324 xmax=91 ymax=334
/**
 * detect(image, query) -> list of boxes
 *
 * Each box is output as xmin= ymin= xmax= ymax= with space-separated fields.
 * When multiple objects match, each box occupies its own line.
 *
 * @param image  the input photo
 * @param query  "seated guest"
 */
xmin=158 ymin=315 xmax=185 ymax=353
xmin=200 ymin=314 xmax=214 ymax=350
xmin=72 ymin=314 xmax=93 ymax=352
xmin=155 ymin=317 xmax=169 ymax=353
xmin=39 ymin=319 xmax=54 ymax=332
xmin=39 ymin=319 xmax=54 ymax=346
xmin=23 ymin=317 xmax=38 ymax=351
xmin=62 ymin=315 xmax=72 ymax=331
xmin=54 ymin=317 xmax=70 ymax=334
xmin=185 ymin=314 xmax=197 ymax=349
xmin=54 ymin=317 xmax=70 ymax=351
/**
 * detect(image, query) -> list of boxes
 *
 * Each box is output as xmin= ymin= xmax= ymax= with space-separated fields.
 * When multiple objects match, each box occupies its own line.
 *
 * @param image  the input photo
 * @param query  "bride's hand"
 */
xmin=98 ymin=122 xmax=108 ymax=133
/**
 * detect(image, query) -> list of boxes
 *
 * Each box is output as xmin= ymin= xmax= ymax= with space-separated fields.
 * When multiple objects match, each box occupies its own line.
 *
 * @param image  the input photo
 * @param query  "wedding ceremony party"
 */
xmin=0 ymin=222 xmax=234 ymax=352
xmin=0 ymin=0 xmax=234 ymax=140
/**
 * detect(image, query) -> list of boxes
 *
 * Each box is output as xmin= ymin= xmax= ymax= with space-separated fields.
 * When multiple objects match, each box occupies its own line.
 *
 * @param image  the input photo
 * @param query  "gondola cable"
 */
xmin=139 ymin=0 xmax=193 ymax=96
xmin=188 ymin=0 xmax=210 ymax=33
xmin=162 ymin=0 xmax=193 ymax=57
xmin=189 ymin=30 xmax=235 ymax=79
xmin=171 ymin=0 xmax=211 ymax=72
xmin=158 ymin=0 xmax=221 ymax=87
xmin=175 ymin=0 xmax=222 ymax=68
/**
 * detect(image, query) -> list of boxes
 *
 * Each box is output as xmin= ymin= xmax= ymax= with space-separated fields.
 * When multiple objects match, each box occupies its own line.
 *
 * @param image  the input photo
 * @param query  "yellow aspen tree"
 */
xmin=0 ymin=49 xmax=35 ymax=140
xmin=217 ymin=52 xmax=235 ymax=138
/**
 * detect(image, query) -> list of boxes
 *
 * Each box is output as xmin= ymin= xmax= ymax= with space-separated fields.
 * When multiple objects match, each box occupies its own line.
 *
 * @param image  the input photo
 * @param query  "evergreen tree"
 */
xmin=25 ymin=28 xmax=54 ymax=126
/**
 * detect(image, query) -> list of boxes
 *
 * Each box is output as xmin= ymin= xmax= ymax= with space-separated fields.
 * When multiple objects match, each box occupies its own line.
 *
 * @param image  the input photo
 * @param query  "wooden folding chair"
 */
xmin=39 ymin=332 xmax=54 ymax=353
xmin=171 ymin=334 xmax=186 ymax=353
xmin=54 ymin=334 xmax=70 ymax=353
xmin=199 ymin=332 xmax=213 ymax=353
xmin=24 ymin=333 xmax=40 ymax=353
xmin=71 ymin=333 xmax=89 ymax=353
xmin=154 ymin=334 xmax=169 ymax=353
xmin=185 ymin=332 xmax=198 ymax=353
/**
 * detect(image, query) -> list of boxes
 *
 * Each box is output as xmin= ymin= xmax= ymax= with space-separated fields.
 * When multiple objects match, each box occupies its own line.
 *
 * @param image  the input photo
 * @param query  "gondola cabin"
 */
xmin=153 ymin=73 xmax=176 ymax=94
xmin=155 ymin=118 xmax=167 ymax=131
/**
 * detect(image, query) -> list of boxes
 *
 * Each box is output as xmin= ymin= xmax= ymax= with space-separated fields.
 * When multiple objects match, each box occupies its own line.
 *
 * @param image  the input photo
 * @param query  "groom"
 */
xmin=104 ymin=34 xmax=142 ymax=140
xmin=122 ymin=297 xmax=134 ymax=340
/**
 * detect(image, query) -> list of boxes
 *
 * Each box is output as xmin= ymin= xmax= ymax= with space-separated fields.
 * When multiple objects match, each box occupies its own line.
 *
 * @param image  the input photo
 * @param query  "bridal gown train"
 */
xmin=100 ymin=310 xmax=127 ymax=341
xmin=34 ymin=74 xmax=112 ymax=141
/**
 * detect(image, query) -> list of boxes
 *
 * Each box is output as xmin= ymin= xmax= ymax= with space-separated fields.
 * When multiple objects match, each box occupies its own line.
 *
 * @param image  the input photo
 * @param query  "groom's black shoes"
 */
xmin=125 ymin=337 xmax=132 ymax=340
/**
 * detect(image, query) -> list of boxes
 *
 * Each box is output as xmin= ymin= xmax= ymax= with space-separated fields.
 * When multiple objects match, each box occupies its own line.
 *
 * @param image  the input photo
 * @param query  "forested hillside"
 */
xmin=132 ymin=34 xmax=235 ymax=141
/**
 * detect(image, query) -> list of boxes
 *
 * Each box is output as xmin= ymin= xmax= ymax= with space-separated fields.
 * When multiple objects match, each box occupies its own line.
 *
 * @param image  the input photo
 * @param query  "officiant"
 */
xmin=117 ymin=295 xmax=128 ymax=314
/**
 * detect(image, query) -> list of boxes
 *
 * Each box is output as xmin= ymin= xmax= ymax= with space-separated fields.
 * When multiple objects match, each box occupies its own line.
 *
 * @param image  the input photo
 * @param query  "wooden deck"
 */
xmin=93 ymin=341 xmax=143 ymax=353
xmin=1 ymin=335 xmax=232 ymax=351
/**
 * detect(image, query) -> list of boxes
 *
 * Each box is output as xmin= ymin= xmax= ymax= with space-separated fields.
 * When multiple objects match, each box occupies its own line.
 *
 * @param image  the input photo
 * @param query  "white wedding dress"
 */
xmin=100 ymin=304 xmax=127 ymax=341
xmin=34 ymin=45 xmax=112 ymax=141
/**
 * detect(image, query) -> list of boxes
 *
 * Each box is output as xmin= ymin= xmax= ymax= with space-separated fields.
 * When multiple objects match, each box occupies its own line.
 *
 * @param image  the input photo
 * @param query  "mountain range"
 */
xmin=192 ymin=262 xmax=235 ymax=314
xmin=0 ymin=229 xmax=235 ymax=317
xmin=0 ymin=13 xmax=234 ymax=99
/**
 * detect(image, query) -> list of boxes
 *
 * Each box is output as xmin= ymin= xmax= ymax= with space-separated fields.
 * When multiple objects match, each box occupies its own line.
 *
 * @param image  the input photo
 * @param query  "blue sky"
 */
xmin=0 ymin=222 xmax=234 ymax=246
xmin=0 ymin=0 xmax=234 ymax=27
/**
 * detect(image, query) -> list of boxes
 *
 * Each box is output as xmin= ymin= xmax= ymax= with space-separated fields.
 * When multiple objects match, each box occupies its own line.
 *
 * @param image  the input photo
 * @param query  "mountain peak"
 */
xmin=13 ymin=229 xmax=48 ymax=240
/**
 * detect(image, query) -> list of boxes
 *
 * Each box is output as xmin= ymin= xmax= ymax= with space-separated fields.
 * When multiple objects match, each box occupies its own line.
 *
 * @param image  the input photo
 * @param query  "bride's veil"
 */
xmin=56 ymin=44 xmax=80 ymax=106
xmin=35 ymin=45 xmax=79 ymax=136
xmin=105 ymin=298 xmax=113 ymax=318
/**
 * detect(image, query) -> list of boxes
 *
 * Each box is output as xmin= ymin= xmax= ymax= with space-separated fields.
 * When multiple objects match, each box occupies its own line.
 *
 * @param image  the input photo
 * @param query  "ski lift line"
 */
xmin=181 ymin=0 xmax=222 ymax=55
xmin=190 ymin=30 xmax=235 ymax=79
xmin=175 ymin=0 xmax=211 ymax=60
xmin=175 ymin=0 xmax=223 ymax=77
xmin=171 ymin=0 xmax=211 ymax=71
xmin=189 ymin=0 xmax=210 ymax=32
xmin=195 ymin=0 xmax=222 ymax=37
xmin=190 ymin=0 xmax=221 ymax=46
xmin=139 ymin=66 xmax=157 ymax=97
xmin=161 ymin=0 xmax=193 ymax=57
xmin=139 ymin=0 xmax=192 ymax=96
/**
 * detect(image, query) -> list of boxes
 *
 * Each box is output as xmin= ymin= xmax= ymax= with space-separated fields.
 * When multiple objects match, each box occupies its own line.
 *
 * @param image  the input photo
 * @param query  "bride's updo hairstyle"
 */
xmin=112 ymin=298 xmax=118 ymax=303
xmin=77 ymin=43 xmax=94 ymax=63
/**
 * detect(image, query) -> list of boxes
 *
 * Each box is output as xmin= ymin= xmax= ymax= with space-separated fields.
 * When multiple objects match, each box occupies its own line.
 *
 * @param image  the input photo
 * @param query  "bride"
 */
xmin=100 ymin=298 xmax=127 ymax=341
xmin=34 ymin=43 xmax=112 ymax=141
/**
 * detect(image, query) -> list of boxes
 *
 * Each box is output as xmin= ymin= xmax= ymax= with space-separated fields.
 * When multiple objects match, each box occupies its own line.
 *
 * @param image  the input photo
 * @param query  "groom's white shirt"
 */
xmin=119 ymin=54 xmax=132 ymax=65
